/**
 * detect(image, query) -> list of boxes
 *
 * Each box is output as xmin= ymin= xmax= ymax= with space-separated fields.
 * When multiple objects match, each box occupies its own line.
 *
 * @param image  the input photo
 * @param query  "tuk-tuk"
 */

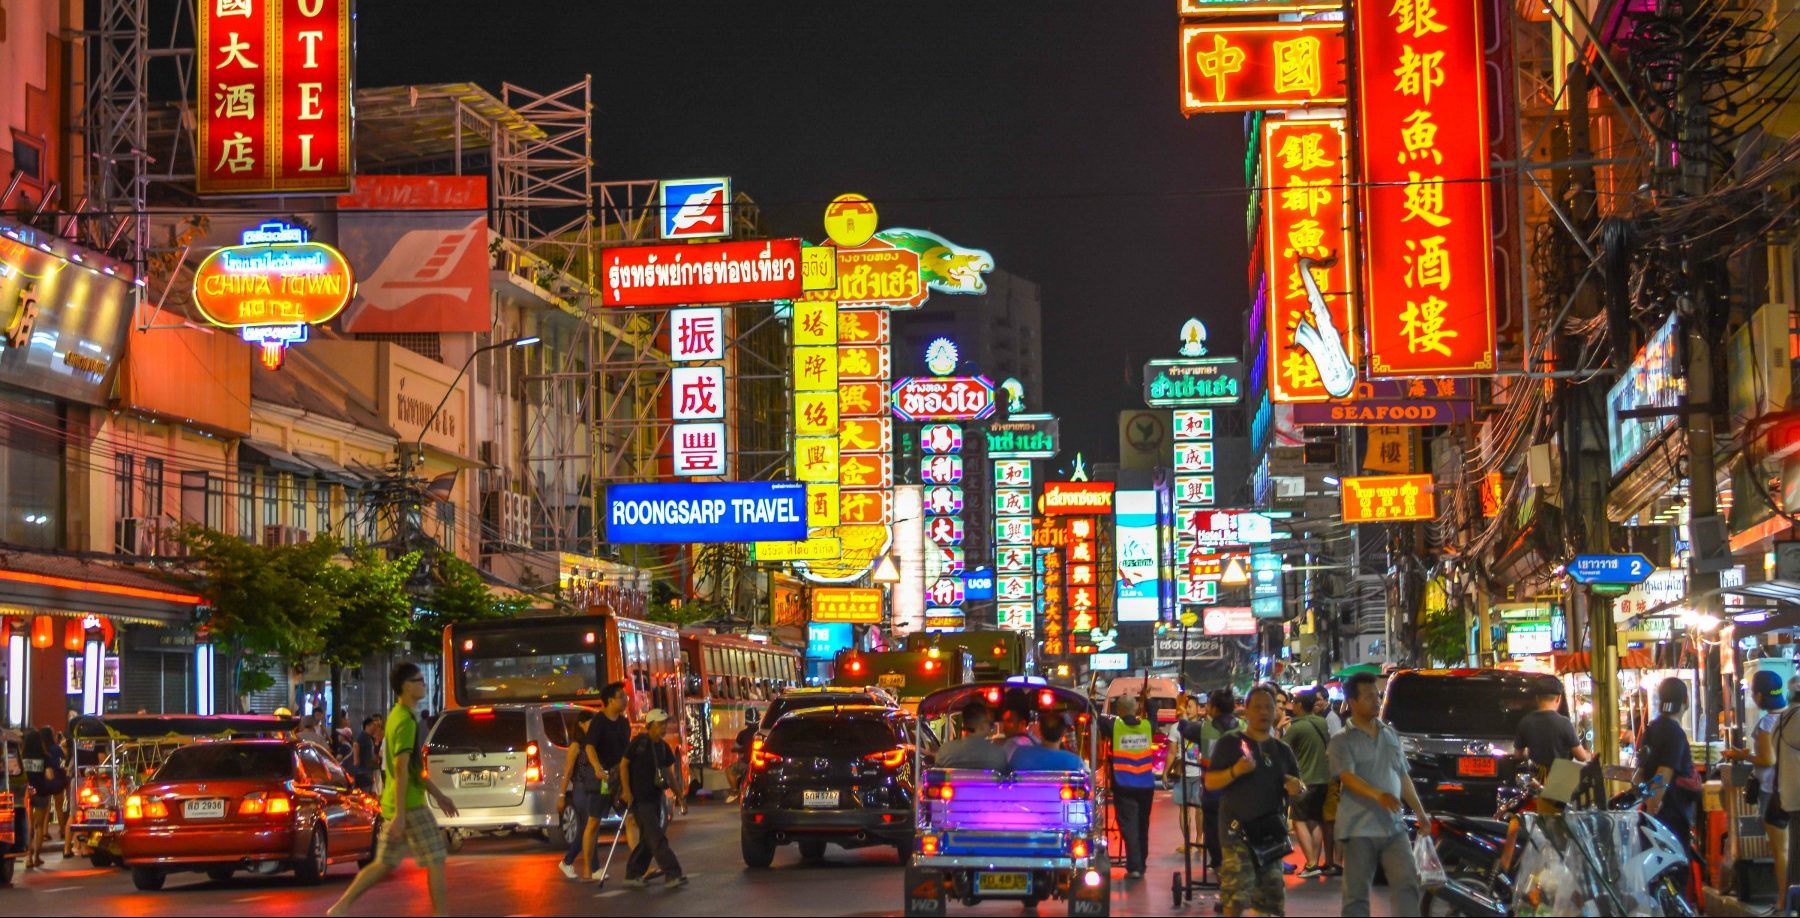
xmin=66 ymin=714 xmax=296 ymax=868
xmin=1 ymin=729 xmax=23 ymax=887
xmin=904 ymin=679 xmax=1110 ymax=917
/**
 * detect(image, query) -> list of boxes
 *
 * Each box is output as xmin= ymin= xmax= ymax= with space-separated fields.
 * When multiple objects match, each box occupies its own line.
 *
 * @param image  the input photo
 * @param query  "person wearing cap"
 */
xmin=1727 ymin=669 xmax=1791 ymax=888
xmin=619 ymin=708 xmax=687 ymax=888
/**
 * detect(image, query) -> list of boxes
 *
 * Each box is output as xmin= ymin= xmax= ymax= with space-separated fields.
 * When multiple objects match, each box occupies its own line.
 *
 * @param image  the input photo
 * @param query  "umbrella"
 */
xmin=1328 ymin=663 xmax=1384 ymax=682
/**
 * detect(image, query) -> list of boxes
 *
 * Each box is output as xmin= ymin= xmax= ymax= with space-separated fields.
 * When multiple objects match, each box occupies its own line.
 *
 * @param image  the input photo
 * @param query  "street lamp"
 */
xmin=414 ymin=335 xmax=540 ymax=466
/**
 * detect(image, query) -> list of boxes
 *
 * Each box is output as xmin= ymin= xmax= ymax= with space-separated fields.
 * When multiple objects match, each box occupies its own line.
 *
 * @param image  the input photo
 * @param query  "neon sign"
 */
xmin=192 ymin=221 xmax=355 ymax=369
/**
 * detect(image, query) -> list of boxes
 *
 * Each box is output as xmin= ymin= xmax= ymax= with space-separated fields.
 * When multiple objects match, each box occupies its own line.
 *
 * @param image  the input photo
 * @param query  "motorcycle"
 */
xmin=1423 ymin=775 xmax=1696 ymax=917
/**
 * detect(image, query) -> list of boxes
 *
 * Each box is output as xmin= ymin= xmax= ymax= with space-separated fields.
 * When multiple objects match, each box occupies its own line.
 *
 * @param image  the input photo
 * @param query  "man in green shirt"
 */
xmin=1285 ymin=690 xmax=1334 ymax=878
xmin=329 ymin=663 xmax=460 ymax=917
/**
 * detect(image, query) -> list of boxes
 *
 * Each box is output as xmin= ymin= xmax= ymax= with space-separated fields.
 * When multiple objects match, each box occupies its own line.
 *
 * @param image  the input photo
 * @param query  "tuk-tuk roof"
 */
xmin=70 ymin=714 xmax=298 ymax=741
xmin=916 ymin=679 xmax=1093 ymax=720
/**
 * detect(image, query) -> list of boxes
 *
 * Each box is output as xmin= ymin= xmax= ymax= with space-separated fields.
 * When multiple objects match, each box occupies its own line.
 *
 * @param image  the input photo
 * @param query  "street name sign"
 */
xmin=1568 ymin=554 xmax=1655 ymax=586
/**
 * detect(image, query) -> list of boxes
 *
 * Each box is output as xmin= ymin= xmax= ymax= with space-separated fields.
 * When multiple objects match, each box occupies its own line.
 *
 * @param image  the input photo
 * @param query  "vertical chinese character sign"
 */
xmin=670 ymin=307 xmax=728 ymax=478
xmin=994 ymin=459 xmax=1035 ymax=632
xmin=1262 ymin=119 xmax=1359 ymax=402
xmin=1065 ymin=517 xmax=1101 ymax=652
xmin=199 ymin=0 xmax=352 ymax=195
xmin=1172 ymin=408 xmax=1217 ymax=604
xmin=924 ymin=423 xmax=967 ymax=631
xmin=1356 ymin=0 xmax=1496 ymax=376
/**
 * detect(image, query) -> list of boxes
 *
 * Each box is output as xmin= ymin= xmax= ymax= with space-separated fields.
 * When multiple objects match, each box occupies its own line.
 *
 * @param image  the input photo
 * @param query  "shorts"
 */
xmin=376 ymin=806 xmax=448 ymax=869
xmin=1324 ymin=779 xmax=1341 ymax=822
xmin=1171 ymin=774 xmax=1204 ymax=807
xmin=1220 ymin=836 xmax=1286 ymax=916
xmin=1291 ymin=783 xmax=1328 ymax=823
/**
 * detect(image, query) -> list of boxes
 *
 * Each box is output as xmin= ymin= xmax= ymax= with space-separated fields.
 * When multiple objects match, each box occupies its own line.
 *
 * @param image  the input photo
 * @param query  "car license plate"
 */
xmin=878 ymin=674 xmax=906 ymax=690
xmin=84 ymin=807 xmax=110 ymax=823
xmin=459 ymin=771 xmax=492 ymax=788
xmin=182 ymin=798 xmax=225 ymax=820
xmin=976 ymin=872 xmax=1030 ymax=895
xmin=802 ymin=790 xmax=839 ymax=808
xmin=1457 ymin=756 xmax=1498 ymax=777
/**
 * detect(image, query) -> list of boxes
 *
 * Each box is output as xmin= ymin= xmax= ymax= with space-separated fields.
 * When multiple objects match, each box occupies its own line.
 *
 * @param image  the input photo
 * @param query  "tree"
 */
xmin=1417 ymin=603 xmax=1470 ymax=667
xmin=318 ymin=549 xmax=420 ymax=715
xmin=173 ymin=526 xmax=343 ymax=706
xmin=407 ymin=553 xmax=530 ymax=652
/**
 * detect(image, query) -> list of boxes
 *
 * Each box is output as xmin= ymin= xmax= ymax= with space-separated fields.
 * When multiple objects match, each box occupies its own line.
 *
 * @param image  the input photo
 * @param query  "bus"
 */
xmin=443 ymin=614 xmax=687 ymax=780
xmin=831 ymin=648 xmax=973 ymax=712
xmin=903 ymin=630 xmax=1031 ymax=681
xmin=679 ymin=630 xmax=802 ymax=789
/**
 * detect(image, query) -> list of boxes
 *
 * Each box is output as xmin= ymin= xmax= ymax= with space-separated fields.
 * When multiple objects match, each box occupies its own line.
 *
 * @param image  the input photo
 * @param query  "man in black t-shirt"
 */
xmin=620 ymin=709 xmax=687 ymax=887
xmin=577 ymin=681 xmax=631 ymax=880
xmin=1206 ymin=685 xmax=1305 ymax=917
xmin=1513 ymin=689 xmax=1590 ymax=773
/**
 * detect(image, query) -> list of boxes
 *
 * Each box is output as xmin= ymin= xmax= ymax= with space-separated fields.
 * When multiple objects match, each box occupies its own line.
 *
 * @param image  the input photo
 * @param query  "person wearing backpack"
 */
xmin=1726 ymin=670 xmax=1790 ymax=889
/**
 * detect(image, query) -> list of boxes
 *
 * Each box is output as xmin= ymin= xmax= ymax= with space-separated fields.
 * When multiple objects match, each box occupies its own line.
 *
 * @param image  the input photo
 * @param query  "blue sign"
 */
xmin=806 ymin=622 xmax=854 ymax=660
xmin=964 ymin=568 xmax=995 ymax=601
xmin=657 ymin=176 xmax=731 ymax=240
xmin=1568 ymin=554 xmax=1655 ymax=585
xmin=604 ymin=481 xmax=807 ymax=544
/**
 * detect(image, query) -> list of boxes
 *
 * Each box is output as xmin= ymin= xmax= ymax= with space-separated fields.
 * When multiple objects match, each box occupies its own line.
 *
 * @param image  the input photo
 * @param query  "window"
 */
xmin=541 ymin=710 xmax=570 ymax=748
xmin=262 ymin=470 xmax=279 ymax=530
xmin=437 ymin=499 xmax=456 ymax=548
xmin=237 ymin=471 xmax=257 ymax=541
xmin=291 ymin=474 xmax=307 ymax=534
xmin=180 ymin=470 xmax=209 ymax=526
xmin=206 ymin=475 xmax=225 ymax=530
xmin=143 ymin=458 xmax=164 ymax=521
xmin=298 ymin=746 xmax=333 ymax=785
xmin=316 ymin=481 xmax=332 ymax=536
xmin=12 ymin=134 xmax=43 ymax=180
xmin=114 ymin=453 xmax=135 ymax=522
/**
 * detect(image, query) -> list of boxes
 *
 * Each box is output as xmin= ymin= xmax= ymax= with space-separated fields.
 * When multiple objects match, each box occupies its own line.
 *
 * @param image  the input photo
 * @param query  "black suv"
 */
xmin=740 ymin=705 xmax=929 ymax=867
xmin=757 ymin=688 xmax=897 ymax=733
xmin=1383 ymin=669 xmax=1565 ymax=815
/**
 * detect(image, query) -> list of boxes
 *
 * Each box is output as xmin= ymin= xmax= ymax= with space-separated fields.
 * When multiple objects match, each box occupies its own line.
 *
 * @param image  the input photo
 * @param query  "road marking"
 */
xmin=41 ymin=886 xmax=81 ymax=893
xmin=596 ymin=889 xmax=626 ymax=898
xmin=235 ymin=894 xmax=270 ymax=902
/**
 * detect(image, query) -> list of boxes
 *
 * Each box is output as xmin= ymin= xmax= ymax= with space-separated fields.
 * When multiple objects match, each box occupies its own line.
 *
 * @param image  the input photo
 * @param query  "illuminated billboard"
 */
xmin=1115 ymin=490 xmax=1160 ymax=622
xmin=1179 ymin=23 xmax=1348 ymax=114
xmin=1340 ymin=474 xmax=1437 ymax=523
xmin=1262 ymin=118 xmax=1359 ymax=404
xmin=601 ymin=239 xmax=803 ymax=307
xmin=1356 ymin=0 xmax=1497 ymax=376
xmin=604 ymin=481 xmax=807 ymax=544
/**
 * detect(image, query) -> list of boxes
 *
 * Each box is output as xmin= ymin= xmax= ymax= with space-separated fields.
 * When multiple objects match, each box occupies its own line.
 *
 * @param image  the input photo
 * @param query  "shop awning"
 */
xmin=0 ymin=550 xmax=201 ymax=625
xmin=240 ymin=439 xmax=317 ymax=474
xmin=294 ymin=450 xmax=366 ymax=485
xmin=1552 ymin=649 xmax=1656 ymax=675
xmin=1327 ymin=663 xmax=1383 ymax=682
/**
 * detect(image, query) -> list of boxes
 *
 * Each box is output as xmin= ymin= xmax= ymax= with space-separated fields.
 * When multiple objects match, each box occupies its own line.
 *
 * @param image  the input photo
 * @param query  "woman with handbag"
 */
xmin=1725 ymin=670 xmax=1789 ymax=889
xmin=1205 ymin=684 xmax=1305 ymax=917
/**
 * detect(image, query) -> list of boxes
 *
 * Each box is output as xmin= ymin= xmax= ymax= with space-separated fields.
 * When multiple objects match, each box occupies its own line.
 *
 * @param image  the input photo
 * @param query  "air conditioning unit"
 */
xmin=481 ymin=490 xmax=532 ymax=549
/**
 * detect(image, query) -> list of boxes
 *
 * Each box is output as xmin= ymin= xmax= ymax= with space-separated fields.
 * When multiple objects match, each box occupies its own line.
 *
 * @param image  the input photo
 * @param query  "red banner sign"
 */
xmin=890 ymin=376 xmax=997 ymax=422
xmin=1356 ymin=0 xmax=1497 ymax=376
xmin=1263 ymin=118 xmax=1359 ymax=404
xmin=1179 ymin=23 xmax=1347 ymax=114
xmin=600 ymin=239 xmax=803 ymax=307
xmin=1042 ymin=482 xmax=1116 ymax=515
xmin=1341 ymin=474 xmax=1437 ymax=523
xmin=198 ymin=0 xmax=352 ymax=195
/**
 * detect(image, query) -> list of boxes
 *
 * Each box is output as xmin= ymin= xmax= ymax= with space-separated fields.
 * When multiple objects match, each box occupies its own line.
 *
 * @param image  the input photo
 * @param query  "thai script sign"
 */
xmin=601 ymin=239 xmax=803 ymax=307
xmin=891 ymin=376 xmax=997 ymax=421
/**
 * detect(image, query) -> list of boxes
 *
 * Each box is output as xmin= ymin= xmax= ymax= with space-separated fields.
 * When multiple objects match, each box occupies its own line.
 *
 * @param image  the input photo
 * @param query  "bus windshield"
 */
xmin=453 ymin=620 xmax=605 ymax=706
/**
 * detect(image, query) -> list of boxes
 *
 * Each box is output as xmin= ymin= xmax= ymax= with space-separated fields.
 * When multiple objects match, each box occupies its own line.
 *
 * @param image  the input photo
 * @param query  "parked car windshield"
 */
xmin=153 ymin=743 xmax=294 ymax=782
xmin=428 ymin=710 xmax=530 ymax=755
xmin=1384 ymin=672 xmax=1562 ymax=738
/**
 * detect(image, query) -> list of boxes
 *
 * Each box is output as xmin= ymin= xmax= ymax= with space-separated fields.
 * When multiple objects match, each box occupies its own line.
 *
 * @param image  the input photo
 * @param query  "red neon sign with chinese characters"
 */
xmin=1355 ymin=0 xmax=1497 ymax=376
xmin=1341 ymin=474 xmax=1437 ymax=523
xmin=198 ymin=0 xmax=352 ymax=195
xmin=1180 ymin=23 xmax=1347 ymax=114
xmin=1263 ymin=118 xmax=1359 ymax=404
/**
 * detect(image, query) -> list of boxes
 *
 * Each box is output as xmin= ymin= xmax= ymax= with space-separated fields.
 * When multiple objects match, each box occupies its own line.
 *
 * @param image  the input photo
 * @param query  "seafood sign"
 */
xmin=601 ymin=238 xmax=803 ymax=307
xmin=890 ymin=376 xmax=997 ymax=422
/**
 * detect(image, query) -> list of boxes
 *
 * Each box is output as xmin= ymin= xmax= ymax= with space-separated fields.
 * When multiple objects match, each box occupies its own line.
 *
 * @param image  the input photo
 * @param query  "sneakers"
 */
xmin=1321 ymin=863 xmax=1343 ymax=876
xmin=559 ymin=862 xmax=578 ymax=880
xmin=665 ymin=873 xmax=688 ymax=888
xmin=1297 ymin=864 xmax=1324 ymax=879
xmin=623 ymin=876 xmax=648 ymax=888
xmin=1281 ymin=860 xmax=1297 ymax=874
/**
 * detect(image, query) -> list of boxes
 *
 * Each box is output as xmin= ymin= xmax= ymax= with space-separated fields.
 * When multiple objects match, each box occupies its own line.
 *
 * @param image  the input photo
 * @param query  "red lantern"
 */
xmin=31 ymin=616 xmax=55 ymax=649
xmin=0 ymin=617 xmax=10 ymax=645
xmin=65 ymin=619 xmax=85 ymax=651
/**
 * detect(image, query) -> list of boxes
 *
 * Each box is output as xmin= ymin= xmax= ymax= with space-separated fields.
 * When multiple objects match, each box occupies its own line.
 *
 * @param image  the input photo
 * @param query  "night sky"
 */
xmin=360 ymin=2 xmax=1251 ymax=461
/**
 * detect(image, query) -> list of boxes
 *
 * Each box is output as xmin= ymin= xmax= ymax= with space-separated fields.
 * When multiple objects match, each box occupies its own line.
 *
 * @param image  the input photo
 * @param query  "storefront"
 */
xmin=0 ymin=552 xmax=207 ymax=729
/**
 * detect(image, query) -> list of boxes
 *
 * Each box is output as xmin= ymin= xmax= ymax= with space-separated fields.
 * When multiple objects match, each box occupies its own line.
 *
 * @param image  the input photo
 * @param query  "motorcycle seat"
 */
xmin=1438 ymin=814 xmax=1510 ymax=837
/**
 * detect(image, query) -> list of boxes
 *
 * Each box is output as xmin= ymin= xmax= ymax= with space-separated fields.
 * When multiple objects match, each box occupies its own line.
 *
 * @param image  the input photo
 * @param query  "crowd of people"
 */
xmin=1132 ymin=673 xmax=1427 ymax=918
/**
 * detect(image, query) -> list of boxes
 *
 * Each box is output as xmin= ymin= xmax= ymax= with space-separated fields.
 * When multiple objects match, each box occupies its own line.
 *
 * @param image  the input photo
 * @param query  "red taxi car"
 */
xmin=119 ymin=738 xmax=378 ymax=890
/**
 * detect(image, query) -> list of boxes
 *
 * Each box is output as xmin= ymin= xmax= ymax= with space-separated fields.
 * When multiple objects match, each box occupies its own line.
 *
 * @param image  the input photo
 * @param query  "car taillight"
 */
xmin=124 ymin=795 xmax=142 ymax=820
xmin=1039 ymin=689 xmax=1056 ymax=708
xmin=1062 ymin=782 xmax=1086 ymax=801
xmin=124 ymin=795 xmax=166 ymax=820
xmin=525 ymin=741 xmax=543 ymax=783
xmin=750 ymin=748 xmax=783 ymax=770
xmin=80 ymin=783 xmax=103 ymax=806
xmin=985 ymin=688 xmax=1002 ymax=706
xmin=1071 ymin=837 xmax=1090 ymax=858
xmin=847 ymin=659 xmax=864 ymax=675
xmin=923 ymin=659 xmax=938 ymax=673
xmin=928 ymin=784 xmax=953 ymax=801
xmin=238 ymin=791 xmax=291 ymax=817
xmin=863 ymin=748 xmax=907 ymax=769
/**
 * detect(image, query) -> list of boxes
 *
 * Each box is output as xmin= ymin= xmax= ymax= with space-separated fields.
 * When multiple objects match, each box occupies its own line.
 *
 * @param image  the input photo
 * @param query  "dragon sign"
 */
xmin=874 ymin=228 xmax=995 ymax=296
